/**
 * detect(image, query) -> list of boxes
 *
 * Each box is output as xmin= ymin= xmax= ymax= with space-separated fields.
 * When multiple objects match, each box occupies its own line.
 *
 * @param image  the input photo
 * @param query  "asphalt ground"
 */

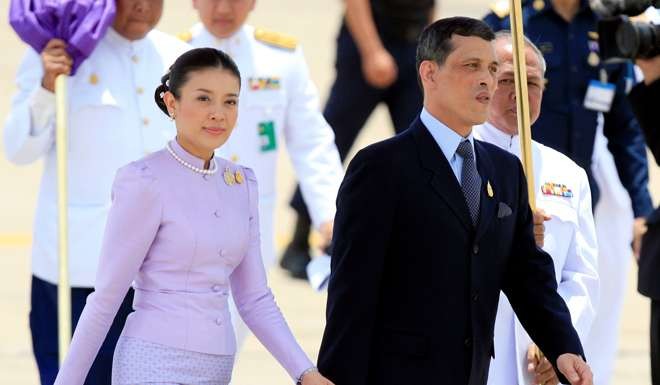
xmin=0 ymin=1 xmax=657 ymax=383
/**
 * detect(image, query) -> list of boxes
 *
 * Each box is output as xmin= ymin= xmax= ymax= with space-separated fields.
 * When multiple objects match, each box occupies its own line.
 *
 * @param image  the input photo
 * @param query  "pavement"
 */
xmin=0 ymin=0 xmax=656 ymax=384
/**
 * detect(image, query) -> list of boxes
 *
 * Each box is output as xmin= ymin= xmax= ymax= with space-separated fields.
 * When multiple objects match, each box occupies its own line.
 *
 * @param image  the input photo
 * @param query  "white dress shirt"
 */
xmin=3 ymin=28 xmax=191 ymax=287
xmin=419 ymin=107 xmax=475 ymax=185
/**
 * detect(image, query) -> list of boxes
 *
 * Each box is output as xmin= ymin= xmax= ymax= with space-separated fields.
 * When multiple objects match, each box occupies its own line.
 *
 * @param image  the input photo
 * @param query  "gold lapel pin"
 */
xmin=223 ymin=167 xmax=236 ymax=186
xmin=235 ymin=170 xmax=244 ymax=184
xmin=487 ymin=181 xmax=494 ymax=198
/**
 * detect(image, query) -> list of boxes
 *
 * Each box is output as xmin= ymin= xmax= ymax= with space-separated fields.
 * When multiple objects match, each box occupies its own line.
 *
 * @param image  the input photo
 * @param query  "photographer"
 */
xmin=632 ymin=54 xmax=660 ymax=385
xmin=630 ymin=57 xmax=660 ymax=156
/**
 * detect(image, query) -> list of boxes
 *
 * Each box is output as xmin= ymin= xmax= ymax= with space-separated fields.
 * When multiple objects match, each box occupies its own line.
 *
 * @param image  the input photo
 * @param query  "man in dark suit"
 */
xmin=631 ymin=54 xmax=660 ymax=385
xmin=317 ymin=17 xmax=593 ymax=385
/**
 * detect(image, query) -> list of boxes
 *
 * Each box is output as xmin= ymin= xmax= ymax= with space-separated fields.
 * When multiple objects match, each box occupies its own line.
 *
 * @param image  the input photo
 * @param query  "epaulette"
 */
xmin=177 ymin=30 xmax=193 ymax=43
xmin=489 ymin=0 xmax=510 ymax=19
xmin=254 ymin=28 xmax=297 ymax=51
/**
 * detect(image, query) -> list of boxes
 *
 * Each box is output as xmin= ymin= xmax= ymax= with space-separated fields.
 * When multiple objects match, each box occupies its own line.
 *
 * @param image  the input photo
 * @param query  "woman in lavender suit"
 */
xmin=54 ymin=48 xmax=334 ymax=385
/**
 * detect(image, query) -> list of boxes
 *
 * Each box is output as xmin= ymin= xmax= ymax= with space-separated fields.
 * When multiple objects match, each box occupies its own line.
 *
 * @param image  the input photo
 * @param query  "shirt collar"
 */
xmin=474 ymin=122 xmax=521 ymax=157
xmin=544 ymin=0 xmax=593 ymax=17
xmin=104 ymin=27 xmax=150 ymax=54
xmin=170 ymin=138 xmax=214 ymax=170
xmin=198 ymin=23 xmax=249 ymax=51
xmin=420 ymin=107 xmax=475 ymax=163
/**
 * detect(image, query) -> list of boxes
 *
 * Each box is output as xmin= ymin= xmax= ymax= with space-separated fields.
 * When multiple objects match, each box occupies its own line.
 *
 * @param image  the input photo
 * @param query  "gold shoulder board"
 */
xmin=254 ymin=28 xmax=298 ymax=51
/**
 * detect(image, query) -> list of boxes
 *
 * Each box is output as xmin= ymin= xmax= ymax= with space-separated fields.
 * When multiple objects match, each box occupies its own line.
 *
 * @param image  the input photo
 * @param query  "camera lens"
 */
xmin=616 ymin=21 xmax=660 ymax=59
xmin=616 ymin=21 xmax=640 ymax=57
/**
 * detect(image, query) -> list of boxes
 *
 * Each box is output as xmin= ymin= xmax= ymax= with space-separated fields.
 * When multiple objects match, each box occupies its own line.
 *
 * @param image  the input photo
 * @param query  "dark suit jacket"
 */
xmin=317 ymin=118 xmax=584 ymax=385
xmin=630 ymin=79 xmax=660 ymax=300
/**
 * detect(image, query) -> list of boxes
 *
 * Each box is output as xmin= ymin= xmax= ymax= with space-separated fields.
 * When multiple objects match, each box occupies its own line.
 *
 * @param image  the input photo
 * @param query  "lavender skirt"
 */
xmin=112 ymin=336 xmax=235 ymax=385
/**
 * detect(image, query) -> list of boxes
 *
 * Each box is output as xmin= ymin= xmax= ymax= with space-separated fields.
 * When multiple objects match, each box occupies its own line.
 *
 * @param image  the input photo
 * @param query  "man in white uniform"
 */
xmin=473 ymin=32 xmax=599 ymax=385
xmin=3 ymin=1 xmax=189 ymax=383
xmin=184 ymin=0 xmax=344 ymax=348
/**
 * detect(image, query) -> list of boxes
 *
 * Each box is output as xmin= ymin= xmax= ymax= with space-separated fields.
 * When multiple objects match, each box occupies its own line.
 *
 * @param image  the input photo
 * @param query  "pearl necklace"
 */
xmin=166 ymin=143 xmax=218 ymax=175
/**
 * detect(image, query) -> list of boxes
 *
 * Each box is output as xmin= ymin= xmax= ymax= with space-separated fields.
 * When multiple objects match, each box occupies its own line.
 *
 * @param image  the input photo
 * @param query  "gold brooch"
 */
xmin=235 ymin=170 xmax=244 ymax=184
xmin=223 ymin=167 xmax=236 ymax=186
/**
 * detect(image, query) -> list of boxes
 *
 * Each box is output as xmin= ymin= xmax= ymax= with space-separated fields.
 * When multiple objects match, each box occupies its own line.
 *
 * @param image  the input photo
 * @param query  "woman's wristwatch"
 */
xmin=296 ymin=367 xmax=319 ymax=384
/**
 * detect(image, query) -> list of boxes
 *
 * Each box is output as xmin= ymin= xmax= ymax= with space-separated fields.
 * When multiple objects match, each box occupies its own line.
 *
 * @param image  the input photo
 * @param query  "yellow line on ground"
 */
xmin=0 ymin=234 xmax=31 ymax=247
xmin=0 ymin=232 xmax=319 ymax=249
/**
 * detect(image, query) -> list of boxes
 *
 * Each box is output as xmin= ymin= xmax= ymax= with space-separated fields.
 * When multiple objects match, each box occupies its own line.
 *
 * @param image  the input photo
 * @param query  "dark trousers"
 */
xmin=29 ymin=275 xmax=134 ymax=385
xmin=652 ymin=299 xmax=660 ymax=385
xmin=290 ymin=24 xmax=423 ymax=218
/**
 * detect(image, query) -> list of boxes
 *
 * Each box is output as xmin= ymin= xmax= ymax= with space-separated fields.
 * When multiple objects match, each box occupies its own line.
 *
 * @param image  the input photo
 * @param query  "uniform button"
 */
xmin=136 ymin=86 xmax=144 ymax=95
xmin=472 ymin=244 xmax=479 ymax=254
xmin=464 ymin=338 xmax=472 ymax=348
xmin=215 ymin=318 xmax=222 ymax=325
xmin=212 ymin=285 xmax=222 ymax=292
xmin=142 ymin=117 xmax=150 ymax=126
xmin=214 ymin=210 xmax=221 ymax=218
xmin=131 ymin=55 xmax=139 ymax=63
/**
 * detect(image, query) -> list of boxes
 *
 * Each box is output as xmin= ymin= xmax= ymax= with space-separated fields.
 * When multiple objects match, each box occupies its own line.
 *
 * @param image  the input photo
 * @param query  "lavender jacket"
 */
xmin=54 ymin=140 xmax=313 ymax=384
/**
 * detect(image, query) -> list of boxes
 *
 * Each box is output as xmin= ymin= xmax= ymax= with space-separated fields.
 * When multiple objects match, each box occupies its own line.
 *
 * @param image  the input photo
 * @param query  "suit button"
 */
xmin=472 ymin=293 xmax=479 ymax=302
xmin=215 ymin=318 xmax=222 ymax=325
xmin=472 ymin=244 xmax=479 ymax=254
xmin=212 ymin=285 xmax=222 ymax=292
xmin=464 ymin=338 xmax=472 ymax=348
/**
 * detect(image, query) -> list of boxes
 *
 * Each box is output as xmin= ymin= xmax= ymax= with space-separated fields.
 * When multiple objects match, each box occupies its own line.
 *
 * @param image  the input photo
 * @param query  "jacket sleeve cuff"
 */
xmin=28 ymin=86 xmax=56 ymax=136
xmin=633 ymin=195 xmax=654 ymax=218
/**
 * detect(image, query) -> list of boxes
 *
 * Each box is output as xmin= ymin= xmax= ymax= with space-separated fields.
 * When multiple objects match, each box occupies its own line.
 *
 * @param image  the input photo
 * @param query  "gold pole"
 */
xmin=509 ymin=0 xmax=536 ymax=210
xmin=55 ymin=74 xmax=71 ymax=363
xmin=509 ymin=0 xmax=541 ymax=363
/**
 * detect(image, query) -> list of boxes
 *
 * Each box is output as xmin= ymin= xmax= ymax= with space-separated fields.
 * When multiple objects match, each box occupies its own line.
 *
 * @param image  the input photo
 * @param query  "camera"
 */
xmin=590 ymin=0 xmax=660 ymax=60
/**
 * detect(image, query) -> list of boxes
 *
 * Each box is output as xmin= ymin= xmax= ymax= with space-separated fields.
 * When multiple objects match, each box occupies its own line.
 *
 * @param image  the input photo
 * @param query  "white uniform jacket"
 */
xmin=474 ymin=123 xmax=599 ymax=385
xmin=3 ymin=28 xmax=190 ymax=287
xmin=188 ymin=23 xmax=344 ymax=266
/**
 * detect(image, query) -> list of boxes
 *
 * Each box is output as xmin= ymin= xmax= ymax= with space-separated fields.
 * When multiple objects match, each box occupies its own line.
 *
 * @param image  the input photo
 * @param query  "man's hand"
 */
xmin=527 ymin=344 xmax=559 ymax=385
xmin=633 ymin=217 xmax=648 ymax=262
xmin=41 ymin=39 xmax=72 ymax=92
xmin=557 ymin=353 xmax=593 ymax=385
xmin=533 ymin=208 xmax=552 ymax=247
xmin=361 ymin=48 xmax=398 ymax=89
xmin=318 ymin=220 xmax=334 ymax=249
xmin=301 ymin=370 xmax=335 ymax=385
xmin=636 ymin=56 xmax=660 ymax=85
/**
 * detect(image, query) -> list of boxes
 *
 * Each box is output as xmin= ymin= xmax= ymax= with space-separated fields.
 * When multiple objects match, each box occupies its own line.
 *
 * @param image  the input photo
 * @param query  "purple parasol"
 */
xmin=9 ymin=0 xmax=116 ymax=74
